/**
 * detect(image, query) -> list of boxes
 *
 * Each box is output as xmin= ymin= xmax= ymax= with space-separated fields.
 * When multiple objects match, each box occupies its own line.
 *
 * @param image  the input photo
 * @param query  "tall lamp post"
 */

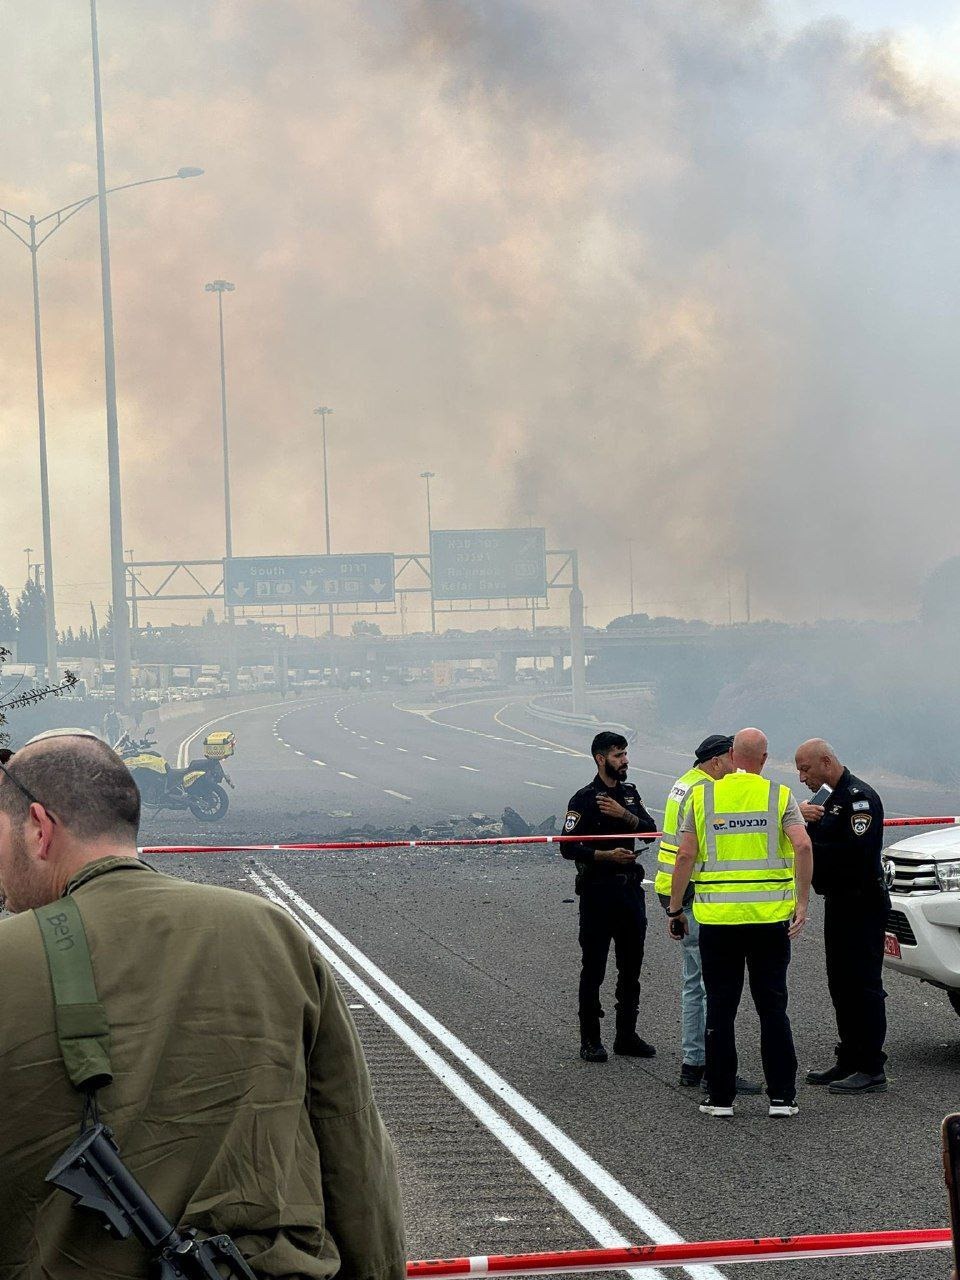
xmin=628 ymin=538 xmax=636 ymax=617
xmin=313 ymin=406 xmax=334 ymax=637
xmin=204 ymin=280 xmax=237 ymax=687
xmin=1 ymin=165 xmax=203 ymax=688
xmin=420 ymin=471 xmax=436 ymax=634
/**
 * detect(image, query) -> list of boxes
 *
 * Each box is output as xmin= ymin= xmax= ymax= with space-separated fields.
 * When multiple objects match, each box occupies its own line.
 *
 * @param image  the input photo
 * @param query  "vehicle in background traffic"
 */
xmin=882 ymin=824 xmax=960 ymax=1021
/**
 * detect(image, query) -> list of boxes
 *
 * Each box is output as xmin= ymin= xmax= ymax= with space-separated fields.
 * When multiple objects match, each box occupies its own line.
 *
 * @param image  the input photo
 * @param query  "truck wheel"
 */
xmin=949 ymin=991 xmax=960 ymax=1019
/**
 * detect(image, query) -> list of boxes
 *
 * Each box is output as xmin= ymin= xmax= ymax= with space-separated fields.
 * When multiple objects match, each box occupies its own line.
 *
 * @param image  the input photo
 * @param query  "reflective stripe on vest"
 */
xmin=653 ymin=767 xmax=709 ymax=896
xmin=691 ymin=774 xmax=796 ymax=925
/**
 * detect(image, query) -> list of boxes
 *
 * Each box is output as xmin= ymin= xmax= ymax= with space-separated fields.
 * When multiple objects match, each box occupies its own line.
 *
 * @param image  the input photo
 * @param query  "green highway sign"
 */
xmin=224 ymin=554 xmax=395 ymax=606
xmin=430 ymin=528 xmax=547 ymax=601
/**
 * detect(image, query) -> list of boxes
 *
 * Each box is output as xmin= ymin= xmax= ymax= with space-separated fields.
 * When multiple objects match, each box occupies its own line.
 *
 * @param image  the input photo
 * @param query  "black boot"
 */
xmin=613 ymin=1009 xmax=655 ymax=1058
xmin=579 ymin=1014 xmax=607 ymax=1063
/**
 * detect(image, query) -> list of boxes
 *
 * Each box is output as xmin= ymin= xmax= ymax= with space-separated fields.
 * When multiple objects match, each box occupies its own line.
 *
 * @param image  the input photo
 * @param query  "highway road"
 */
xmin=137 ymin=691 xmax=959 ymax=1279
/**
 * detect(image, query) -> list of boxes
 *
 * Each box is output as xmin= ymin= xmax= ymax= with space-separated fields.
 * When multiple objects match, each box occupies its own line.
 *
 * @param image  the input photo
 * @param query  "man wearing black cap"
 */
xmin=561 ymin=731 xmax=658 ymax=1062
xmin=656 ymin=735 xmax=757 ymax=1092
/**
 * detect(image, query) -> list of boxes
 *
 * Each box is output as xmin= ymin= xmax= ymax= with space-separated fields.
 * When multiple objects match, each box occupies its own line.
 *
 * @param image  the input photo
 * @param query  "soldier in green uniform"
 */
xmin=0 ymin=730 xmax=405 ymax=1279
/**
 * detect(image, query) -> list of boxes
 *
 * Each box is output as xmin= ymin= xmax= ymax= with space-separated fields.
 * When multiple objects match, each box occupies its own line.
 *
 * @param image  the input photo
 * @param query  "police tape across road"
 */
xmin=139 ymin=814 xmax=960 ymax=856
xmin=405 ymin=1228 xmax=952 ymax=1276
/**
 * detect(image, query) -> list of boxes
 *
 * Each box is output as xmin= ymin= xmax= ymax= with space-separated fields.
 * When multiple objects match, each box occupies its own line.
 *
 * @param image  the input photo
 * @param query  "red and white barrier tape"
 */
xmin=406 ymin=1228 xmax=952 ymax=1276
xmin=140 ymin=815 xmax=960 ymax=856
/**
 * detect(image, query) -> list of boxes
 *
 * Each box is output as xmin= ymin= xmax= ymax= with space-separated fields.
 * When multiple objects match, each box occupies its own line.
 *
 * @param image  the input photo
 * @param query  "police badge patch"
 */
xmin=564 ymin=811 xmax=580 ymax=832
xmin=851 ymin=813 xmax=872 ymax=836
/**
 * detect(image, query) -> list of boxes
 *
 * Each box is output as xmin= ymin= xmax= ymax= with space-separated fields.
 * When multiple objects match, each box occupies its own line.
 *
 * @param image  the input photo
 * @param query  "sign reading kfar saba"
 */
xmin=430 ymin=528 xmax=547 ymax=601
xmin=224 ymin=554 xmax=395 ymax=606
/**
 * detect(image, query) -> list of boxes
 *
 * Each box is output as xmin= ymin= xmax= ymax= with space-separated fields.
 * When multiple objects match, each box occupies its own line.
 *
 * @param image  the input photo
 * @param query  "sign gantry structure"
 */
xmin=126 ymin=529 xmax=587 ymax=711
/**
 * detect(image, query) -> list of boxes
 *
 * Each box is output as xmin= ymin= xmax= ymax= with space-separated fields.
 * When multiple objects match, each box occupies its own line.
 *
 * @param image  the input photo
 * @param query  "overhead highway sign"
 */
xmin=224 ymin=554 xmax=395 ymax=606
xmin=430 ymin=528 xmax=547 ymax=601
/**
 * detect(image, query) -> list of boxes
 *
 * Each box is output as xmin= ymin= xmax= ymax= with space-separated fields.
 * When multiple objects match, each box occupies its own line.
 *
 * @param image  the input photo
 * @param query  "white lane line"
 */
xmin=374 ymin=740 xmax=385 ymax=745
xmin=294 ymin=750 xmax=305 ymax=756
xmin=524 ymin=780 xmax=555 ymax=790
xmin=255 ymin=865 xmax=719 ymax=1280
xmin=312 ymin=760 xmax=327 ymax=767
xmin=339 ymin=771 xmax=359 ymax=780
xmin=176 ymin=697 xmax=309 ymax=768
xmin=459 ymin=764 xmax=479 ymax=772
xmin=422 ymin=754 xmax=438 ymax=761
xmin=383 ymin=789 xmax=413 ymax=801
xmin=396 ymin=746 xmax=408 ymax=753
xmin=246 ymin=870 xmax=636 ymax=1264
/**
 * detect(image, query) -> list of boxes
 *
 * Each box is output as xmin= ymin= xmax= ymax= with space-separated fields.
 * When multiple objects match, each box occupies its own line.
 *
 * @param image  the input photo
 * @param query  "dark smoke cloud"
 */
xmin=1 ymin=1 xmax=959 ymax=627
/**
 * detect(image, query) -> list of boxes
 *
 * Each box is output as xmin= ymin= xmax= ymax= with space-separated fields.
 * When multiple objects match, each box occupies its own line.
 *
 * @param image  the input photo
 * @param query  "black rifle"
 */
xmin=46 ymin=1123 xmax=259 ymax=1279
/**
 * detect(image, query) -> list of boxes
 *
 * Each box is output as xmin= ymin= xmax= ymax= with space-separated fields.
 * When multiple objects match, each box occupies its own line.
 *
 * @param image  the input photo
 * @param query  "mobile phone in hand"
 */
xmin=942 ymin=1113 xmax=960 ymax=1273
xmin=810 ymin=784 xmax=832 ymax=806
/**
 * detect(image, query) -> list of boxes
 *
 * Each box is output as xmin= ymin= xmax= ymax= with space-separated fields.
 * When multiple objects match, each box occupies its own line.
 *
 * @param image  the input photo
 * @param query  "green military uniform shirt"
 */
xmin=0 ymin=857 xmax=406 ymax=1280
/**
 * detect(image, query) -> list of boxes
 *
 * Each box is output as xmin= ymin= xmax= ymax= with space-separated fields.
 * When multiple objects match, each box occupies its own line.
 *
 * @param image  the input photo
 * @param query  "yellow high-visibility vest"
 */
xmin=654 ymin=766 xmax=710 ymax=897
xmin=690 ymin=773 xmax=796 ymax=925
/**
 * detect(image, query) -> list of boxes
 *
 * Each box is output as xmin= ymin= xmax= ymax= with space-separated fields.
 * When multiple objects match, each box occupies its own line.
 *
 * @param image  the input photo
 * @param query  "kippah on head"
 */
xmin=0 ymin=732 xmax=140 ymax=841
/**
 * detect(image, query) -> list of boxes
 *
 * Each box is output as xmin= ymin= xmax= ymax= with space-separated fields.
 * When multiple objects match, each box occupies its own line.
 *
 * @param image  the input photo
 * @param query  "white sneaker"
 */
xmin=768 ymin=1099 xmax=799 ymax=1118
xmin=699 ymin=1102 xmax=734 ymax=1118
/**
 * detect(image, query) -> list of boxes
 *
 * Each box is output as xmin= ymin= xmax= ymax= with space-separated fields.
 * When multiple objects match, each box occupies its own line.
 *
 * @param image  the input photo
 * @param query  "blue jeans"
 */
xmin=681 ymin=905 xmax=706 ymax=1067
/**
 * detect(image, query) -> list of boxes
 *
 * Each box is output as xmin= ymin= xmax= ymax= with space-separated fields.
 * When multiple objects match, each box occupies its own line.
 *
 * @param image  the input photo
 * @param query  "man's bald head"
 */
xmin=795 ymin=738 xmax=844 ymax=792
xmin=0 ymin=733 xmax=140 ymax=842
xmin=731 ymin=728 xmax=768 ymax=773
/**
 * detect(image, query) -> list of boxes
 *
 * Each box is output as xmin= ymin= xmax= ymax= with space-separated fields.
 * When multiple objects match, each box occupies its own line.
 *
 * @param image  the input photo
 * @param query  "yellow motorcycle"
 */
xmin=116 ymin=729 xmax=235 ymax=821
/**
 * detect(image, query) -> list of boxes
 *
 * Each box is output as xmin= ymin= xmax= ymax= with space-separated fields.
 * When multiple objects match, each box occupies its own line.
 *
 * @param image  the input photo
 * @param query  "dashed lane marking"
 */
xmin=252 ymin=864 xmax=721 ymax=1280
xmin=459 ymin=764 xmax=480 ymax=772
xmin=339 ymin=771 xmax=359 ymax=780
xmin=312 ymin=760 xmax=327 ymax=767
xmin=383 ymin=789 xmax=413 ymax=801
xmin=524 ymin=780 xmax=555 ymax=790
xmin=423 ymin=754 xmax=438 ymax=761
xmin=374 ymin=739 xmax=385 ymax=745
xmin=294 ymin=750 xmax=305 ymax=756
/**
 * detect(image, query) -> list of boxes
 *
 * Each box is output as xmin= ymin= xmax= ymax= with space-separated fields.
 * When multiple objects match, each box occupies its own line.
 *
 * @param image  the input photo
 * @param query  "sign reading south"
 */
xmin=224 ymin=554 xmax=395 ymax=605
xmin=430 ymin=528 xmax=547 ymax=601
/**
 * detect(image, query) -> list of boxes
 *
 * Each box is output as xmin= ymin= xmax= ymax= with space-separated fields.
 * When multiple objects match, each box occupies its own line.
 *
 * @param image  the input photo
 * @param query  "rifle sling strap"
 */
xmin=34 ymin=896 xmax=113 ymax=1093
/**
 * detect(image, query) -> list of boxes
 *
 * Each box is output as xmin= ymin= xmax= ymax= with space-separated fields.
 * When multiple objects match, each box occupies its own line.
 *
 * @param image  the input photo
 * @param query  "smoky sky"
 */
xmin=1 ymin=0 xmax=959 ymax=630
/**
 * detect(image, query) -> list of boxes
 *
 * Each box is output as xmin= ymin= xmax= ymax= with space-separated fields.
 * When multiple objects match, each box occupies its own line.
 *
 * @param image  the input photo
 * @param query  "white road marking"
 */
xmin=176 ymin=697 xmax=308 ymax=768
xmin=253 ymin=865 xmax=721 ymax=1280
xmin=374 ymin=740 xmax=385 ymax=745
xmin=294 ymin=750 xmax=305 ymax=756
xmin=246 ymin=870 xmax=634 ymax=1263
xmin=423 ymin=754 xmax=438 ymax=761
xmin=339 ymin=771 xmax=359 ymax=780
xmin=312 ymin=760 xmax=327 ymax=767
xmin=459 ymin=764 xmax=479 ymax=772
xmin=524 ymin=780 xmax=555 ymax=790
xmin=383 ymin=789 xmax=413 ymax=801
xmin=396 ymin=746 xmax=408 ymax=753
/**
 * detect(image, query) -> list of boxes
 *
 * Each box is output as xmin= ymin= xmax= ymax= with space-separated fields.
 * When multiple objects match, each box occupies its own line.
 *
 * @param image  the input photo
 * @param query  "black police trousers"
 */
xmin=823 ymin=890 xmax=889 ymax=1075
xmin=577 ymin=875 xmax=646 ymax=1041
xmin=699 ymin=920 xmax=797 ymax=1105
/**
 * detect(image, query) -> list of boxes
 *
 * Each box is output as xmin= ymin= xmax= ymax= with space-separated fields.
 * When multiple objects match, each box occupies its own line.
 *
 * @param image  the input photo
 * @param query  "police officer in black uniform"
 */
xmin=562 ymin=730 xmax=657 ymax=1062
xmin=795 ymin=738 xmax=889 ymax=1094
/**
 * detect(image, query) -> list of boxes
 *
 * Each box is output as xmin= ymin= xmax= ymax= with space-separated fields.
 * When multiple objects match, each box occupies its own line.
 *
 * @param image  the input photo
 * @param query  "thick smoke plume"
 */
xmin=2 ymin=1 xmax=959 ymax=627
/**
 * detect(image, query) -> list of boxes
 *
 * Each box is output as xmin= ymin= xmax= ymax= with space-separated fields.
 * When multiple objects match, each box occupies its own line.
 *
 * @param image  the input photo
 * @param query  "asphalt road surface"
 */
xmin=139 ymin=690 xmax=959 ymax=1280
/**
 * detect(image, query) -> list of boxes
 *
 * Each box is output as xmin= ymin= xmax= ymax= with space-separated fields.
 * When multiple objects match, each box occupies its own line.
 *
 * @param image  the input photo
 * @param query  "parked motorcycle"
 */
xmin=116 ymin=728 xmax=236 ymax=821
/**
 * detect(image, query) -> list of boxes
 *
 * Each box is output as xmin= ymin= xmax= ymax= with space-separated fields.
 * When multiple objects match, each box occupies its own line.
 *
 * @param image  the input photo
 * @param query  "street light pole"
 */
xmin=1 ymin=162 xmax=205 ymax=676
xmin=313 ymin=406 xmax=334 ymax=637
xmin=23 ymin=548 xmax=33 ymax=584
xmin=628 ymin=538 xmax=635 ymax=616
xmin=89 ymin=0 xmax=133 ymax=711
xmin=420 ymin=470 xmax=436 ymax=634
xmin=205 ymin=280 xmax=237 ymax=688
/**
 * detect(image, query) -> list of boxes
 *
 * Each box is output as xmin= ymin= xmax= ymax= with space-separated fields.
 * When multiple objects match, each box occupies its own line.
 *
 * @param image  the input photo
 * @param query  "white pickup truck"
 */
xmin=881 ymin=823 xmax=960 ymax=1020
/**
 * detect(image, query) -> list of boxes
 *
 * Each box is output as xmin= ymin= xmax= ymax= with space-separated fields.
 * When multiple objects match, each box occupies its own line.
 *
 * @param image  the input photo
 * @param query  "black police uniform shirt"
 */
xmin=561 ymin=776 xmax=657 ymax=877
xmin=808 ymin=767 xmax=885 ymax=895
